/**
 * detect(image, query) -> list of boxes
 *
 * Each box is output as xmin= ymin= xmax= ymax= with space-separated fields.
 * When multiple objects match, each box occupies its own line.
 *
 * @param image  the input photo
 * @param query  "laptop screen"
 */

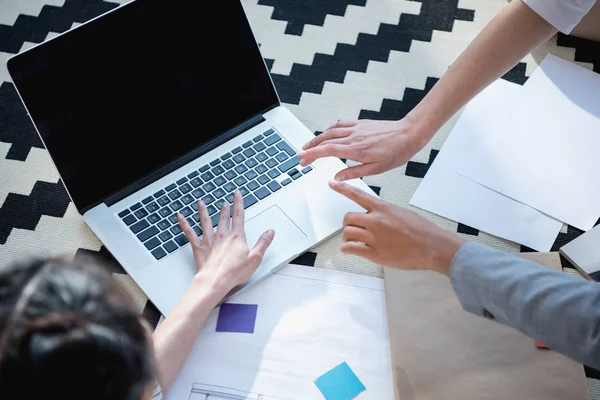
xmin=8 ymin=0 xmax=279 ymax=212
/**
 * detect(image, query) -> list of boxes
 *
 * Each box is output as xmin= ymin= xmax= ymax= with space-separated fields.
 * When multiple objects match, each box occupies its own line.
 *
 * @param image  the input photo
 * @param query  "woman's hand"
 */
xmin=177 ymin=190 xmax=275 ymax=295
xmin=329 ymin=180 xmax=464 ymax=276
xmin=298 ymin=118 xmax=429 ymax=181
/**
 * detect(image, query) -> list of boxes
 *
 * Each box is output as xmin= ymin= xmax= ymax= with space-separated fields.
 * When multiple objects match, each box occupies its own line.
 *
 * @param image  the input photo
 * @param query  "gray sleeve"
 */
xmin=450 ymin=241 xmax=600 ymax=369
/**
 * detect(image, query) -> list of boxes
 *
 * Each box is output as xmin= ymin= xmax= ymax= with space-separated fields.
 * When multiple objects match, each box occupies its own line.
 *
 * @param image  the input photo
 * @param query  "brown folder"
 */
xmin=384 ymin=252 xmax=589 ymax=400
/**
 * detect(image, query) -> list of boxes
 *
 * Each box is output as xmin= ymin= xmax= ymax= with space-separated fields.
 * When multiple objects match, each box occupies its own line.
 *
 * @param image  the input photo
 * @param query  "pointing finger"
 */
xmin=329 ymin=180 xmax=379 ymax=212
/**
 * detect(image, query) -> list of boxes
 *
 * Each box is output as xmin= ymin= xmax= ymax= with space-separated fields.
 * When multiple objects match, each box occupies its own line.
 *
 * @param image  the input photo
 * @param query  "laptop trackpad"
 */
xmin=245 ymin=206 xmax=307 ymax=267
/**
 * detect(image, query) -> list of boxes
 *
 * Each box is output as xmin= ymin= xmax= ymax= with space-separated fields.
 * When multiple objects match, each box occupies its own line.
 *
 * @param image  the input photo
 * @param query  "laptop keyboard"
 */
xmin=117 ymin=128 xmax=313 ymax=260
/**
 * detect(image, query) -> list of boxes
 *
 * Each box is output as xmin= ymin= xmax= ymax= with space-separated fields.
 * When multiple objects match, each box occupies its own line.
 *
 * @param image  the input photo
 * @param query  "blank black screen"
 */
xmin=8 ymin=0 xmax=278 ymax=211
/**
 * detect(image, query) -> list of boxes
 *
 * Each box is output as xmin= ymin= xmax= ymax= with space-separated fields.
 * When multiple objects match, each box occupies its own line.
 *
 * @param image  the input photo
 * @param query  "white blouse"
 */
xmin=522 ymin=0 xmax=597 ymax=33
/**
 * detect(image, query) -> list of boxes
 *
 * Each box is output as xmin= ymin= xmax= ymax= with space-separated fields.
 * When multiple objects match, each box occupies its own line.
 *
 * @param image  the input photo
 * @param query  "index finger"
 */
xmin=231 ymin=190 xmax=245 ymax=234
xmin=328 ymin=180 xmax=379 ymax=211
xmin=298 ymin=144 xmax=354 ymax=166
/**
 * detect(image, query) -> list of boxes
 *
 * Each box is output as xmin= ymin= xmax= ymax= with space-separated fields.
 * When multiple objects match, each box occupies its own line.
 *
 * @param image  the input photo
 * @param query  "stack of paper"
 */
xmin=411 ymin=54 xmax=600 ymax=251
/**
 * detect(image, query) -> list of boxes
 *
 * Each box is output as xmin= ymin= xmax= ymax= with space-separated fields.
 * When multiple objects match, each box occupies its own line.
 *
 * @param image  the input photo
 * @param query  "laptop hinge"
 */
xmin=101 ymin=113 xmax=266 ymax=209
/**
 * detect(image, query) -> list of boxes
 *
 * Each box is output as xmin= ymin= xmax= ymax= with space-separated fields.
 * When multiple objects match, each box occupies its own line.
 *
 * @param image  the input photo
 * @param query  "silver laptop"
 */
xmin=7 ymin=0 xmax=374 ymax=315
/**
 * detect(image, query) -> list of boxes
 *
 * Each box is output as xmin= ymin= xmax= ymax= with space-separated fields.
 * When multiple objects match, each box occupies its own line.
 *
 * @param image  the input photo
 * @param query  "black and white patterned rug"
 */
xmin=2 ymin=0 xmax=600 ymax=396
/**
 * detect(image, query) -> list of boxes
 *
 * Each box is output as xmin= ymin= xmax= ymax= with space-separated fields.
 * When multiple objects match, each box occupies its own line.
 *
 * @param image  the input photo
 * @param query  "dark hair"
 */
xmin=0 ymin=258 xmax=155 ymax=400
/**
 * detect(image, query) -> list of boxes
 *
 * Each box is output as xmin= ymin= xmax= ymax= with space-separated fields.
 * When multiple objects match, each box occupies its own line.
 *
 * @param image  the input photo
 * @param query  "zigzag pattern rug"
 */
xmin=1 ymin=0 xmax=600 ymax=397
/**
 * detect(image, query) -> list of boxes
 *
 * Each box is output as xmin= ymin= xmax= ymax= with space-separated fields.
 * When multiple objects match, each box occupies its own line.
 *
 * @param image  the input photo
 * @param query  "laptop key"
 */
xmin=210 ymin=159 xmax=220 ymax=167
xmin=281 ymin=177 xmax=292 ymax=186
xmin=144 ymin=237 xmax=161 ymax=250
xmin=187 ymin=171 xmax=199 ymax=178
xmin=253 ymin=142 xmax=266 ymax=152
xmin=254 ymin=187 xmax=271 ymax=200
xmin=157 ymin=219 xmax=171 ymax=231
xmin=255 ymin=164 xmax=268 ymax=174
xmin=264 ymin=134 xmax=281 ymax=146
xmin=190 ymin=178 xmax=202 ymax=188
xmin=165 ymin=183 xmax=177 ymax=191
xmin=266 ymin=146 xmax=278 ymax=156
xmin=193 ymin=226 xmax=202 ymax=237
xmin=168 ymin=189 xmax=182 ymax=200
xmin=245 ymin=158 xmax=258 ymax=168
xmin=258 ymin=175 xmax=270 ymax=185
xmin=192 ymin=188 xmax=205 ymax=199
xmin=212 ymin=188 xmax=226 ymax=199
xmin=288 ymin=168 xmax=299 ymax=177
xmin=181 ymin=194 xmax=194 ymax=205
xmin=256 ymin=152 xmax=268 ymax=162
xmin=243 ymin=148 xmax=256 ymax=158
xmin=147 ymin=213 xmax=160 ymax=224
xmin=202 ymin=182 xmax=216 ymax=193
xmin=180 ymin=207 xmax=193 ymax=217
xmin=265 ymin=158 xmax=278 ymax=168
xmin=245 ymin=170 xmax=258 ymax=180
xmin=202 ymin=194 xmax=215 ymax=205
xmin=123 ymin=214 xmax=136 ymax=226
xmin=138 ymin=226 xmax=159 ymax=242
xmin=152 ymin=247 xmax=167 ymax=260
xmin=226 ymin=193 xmax=234 ymax=203
xmin=191 ymin=202 xmax=199 ymax=211
xmin=206 ymin=204 xmax=217 ymax=215
xmin=214 ymin=176 xmax=227 ymax=186
xmin=157 ymin=196 xmax=170 ymax=206
xmin=222 ymin=160 xmax=235 ymax=170
xmin=224 ymin=182 xmax=236 ymax=192
xmin=263 ymin=128 xmax=275 ymax=136
xmin=179 ymin=183 xmax=192 ymax=194
xmin=199 ymin=165 xmax=210 ymax=173
xmin=253 ymin=134 xmax=263 ymax=143
xmin=131 ymin=202 xmax=142 ymax=211
xmin=158 ymin=207 xmax=171 ymax=217
xmin=234 ymin=176 xmax=248 ymax=186
xmin=163 ymin=241 xmax=178 ymax=253
xmin=168 ymin=214 xmax=179 ymax=224
xmin=224 ymin=170 xmax=237 ymax=180
xmin=232 ymin=146 xmax=243 ymax=154
xmin=174 ymin=233 xmax=189 ymax=246
xmin=233 ymin=154 xmax=245 ymax=163
xmin=193 ymin=213 xmax=200 ymax=222
xmin=159 ymin=231 xmax=173 ymax=242
xmin=153 ymin=189 xmax=165 ymax=198
xmin=247 ymin=180 xmax=260 ymax=191
xmin=176 ymin=177 xmax=187 ymax=185
xmin=187 ymin=217 xmax=195 ymax=226
xmin=267 ymin=180 xmax=282 ymax=192
xmin=221 ymin=152 xmax=232 ymax=160
xmin=277 ymin=141 xmax=296 ymax=156
xmin=239 ymin=186 xmax=250 ymax=197
xmin=243 ymin=140 xmax=253 ymax=148
xmin=142 ymin=196 xmax=153 ymax=204
xmin=170 ymin=225 xmax=183 ymax=235
xmin=119 ymin=209 xmax=130 ymax=218
xmin=130 ymin=220 xmax=149 ymax=234
xmin=276 ymin=152 xmax=289 ymax=162
xmin=291 ymin=171 xmax=302 ymax=180
xmin=302 ymin=166 xmax=313 ymax=174
xmin=201 ymin=171 xmax=214 ymax=181
xmin=147 ymin=202 xmax=159 ymax=213
xmin=135 ymin=208 xmax=149 ymax=219
xmin=278 ymin=156 xmax=300 ymax=173
xmin=268 ymin=169 xmax=281 ymax=179
xmin=235 ymin=165 xmax=248 ymax=174
xmin=213 ymin=165 xmax=225 ymax=176
xmin=170 ymin=200 xmax=183 ymax=211
xmin=214 ymin=199 xmax=226 ymax=209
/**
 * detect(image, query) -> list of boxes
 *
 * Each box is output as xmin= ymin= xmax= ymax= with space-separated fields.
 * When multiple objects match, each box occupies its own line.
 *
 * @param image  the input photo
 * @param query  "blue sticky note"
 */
xmin=216 ymin=303 xmax=258 ymax=334
xmin=314 ymin=362 xmax=366 ymax=400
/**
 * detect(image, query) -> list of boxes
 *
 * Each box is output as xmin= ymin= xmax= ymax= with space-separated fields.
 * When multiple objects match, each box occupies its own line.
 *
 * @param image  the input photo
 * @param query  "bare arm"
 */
xmin=299 ymin=0 xmax=558 ymax=180
xmin=151 ymin=192 xmax=274 ymax=392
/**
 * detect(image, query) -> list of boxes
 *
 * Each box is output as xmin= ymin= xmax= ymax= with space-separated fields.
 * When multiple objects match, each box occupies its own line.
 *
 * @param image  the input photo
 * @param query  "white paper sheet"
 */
xmin=165 ymin=264 xmax=393 ymax=400
xmin=410 ymin=79 xmax=562 ymax=251
xmin=457 ymin=54 xmax=600 ymax=231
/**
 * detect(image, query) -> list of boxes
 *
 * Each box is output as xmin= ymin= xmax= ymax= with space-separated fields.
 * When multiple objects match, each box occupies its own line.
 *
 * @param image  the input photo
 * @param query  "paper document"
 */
xmin=165 ymin=264 xmax=393 ymax=400
xmin=410 ymin=79 xmax=562 ymax=251
xmin=458 ymin=54 xmax=600 ymax=230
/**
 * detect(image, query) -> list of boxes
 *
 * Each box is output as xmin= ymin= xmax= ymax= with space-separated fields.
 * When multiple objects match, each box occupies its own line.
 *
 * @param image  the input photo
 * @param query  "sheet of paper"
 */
xmin=216 ymin=303 xmax=258 ymax=334
xmin=165 ymin=264 xmax=393 ymax=400
xmin=314 ymin=362 xmax=366 ymax=400
xmin=410 ymin=79 xmax=562 ymax=251
xmin=457 ymin=54 xmax=600 ymax=230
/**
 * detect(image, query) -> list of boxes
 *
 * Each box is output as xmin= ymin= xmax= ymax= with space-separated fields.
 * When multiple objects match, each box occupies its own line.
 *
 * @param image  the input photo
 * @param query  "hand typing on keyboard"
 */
xmin=176 ymin=190 xmax=276 ymax=292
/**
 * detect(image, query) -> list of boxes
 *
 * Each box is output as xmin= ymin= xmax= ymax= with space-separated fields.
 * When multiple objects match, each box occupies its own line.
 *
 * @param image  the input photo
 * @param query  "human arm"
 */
xmin=330 ymin=180 xmax=600 ymax=369
xmin=151 ymin=191 xmax=275 ymax=392
xmin=299 ymin=0 xmax=557 ymax=180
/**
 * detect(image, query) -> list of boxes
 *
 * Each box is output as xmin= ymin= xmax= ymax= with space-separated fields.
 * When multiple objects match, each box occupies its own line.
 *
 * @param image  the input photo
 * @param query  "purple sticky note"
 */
xmin=216 ymin=303 xmax=258 ymax=334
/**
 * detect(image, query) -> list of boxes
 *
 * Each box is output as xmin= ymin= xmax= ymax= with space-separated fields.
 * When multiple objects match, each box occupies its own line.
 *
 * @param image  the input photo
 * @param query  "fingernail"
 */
xmin=177 ymin=212 xmax=182 ymax=218
xmin=334 ymin=175 xmax=343 ymax=181
xmin=234 ymin=189 xmax=240 ymax=196
xmin=329 ymin=180 xmax=338 ymax=187
xmin=268 ymin=229 xmax=275 ymax=236
xmin=302 ymin=144 xmax=308 ymax=150
xmin=298 ymin=151 xmax=305 ymax=157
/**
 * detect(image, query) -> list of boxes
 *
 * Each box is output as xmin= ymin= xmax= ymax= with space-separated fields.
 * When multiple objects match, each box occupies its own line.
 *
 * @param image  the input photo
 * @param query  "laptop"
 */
xmin=7 ymin=0 xmax=375 ymax=315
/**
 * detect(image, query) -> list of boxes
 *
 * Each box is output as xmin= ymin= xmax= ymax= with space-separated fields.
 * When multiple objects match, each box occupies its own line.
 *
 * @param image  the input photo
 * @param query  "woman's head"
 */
xmin=0 ymin=258 xmax=155 ymax=400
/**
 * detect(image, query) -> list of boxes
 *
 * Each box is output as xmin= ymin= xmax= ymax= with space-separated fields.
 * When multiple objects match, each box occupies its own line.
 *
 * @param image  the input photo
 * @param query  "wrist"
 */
xmin=189 ymin=273 xmax=230 ymax=305
xmin=428 ymin=230 xmax=465 ymax=277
